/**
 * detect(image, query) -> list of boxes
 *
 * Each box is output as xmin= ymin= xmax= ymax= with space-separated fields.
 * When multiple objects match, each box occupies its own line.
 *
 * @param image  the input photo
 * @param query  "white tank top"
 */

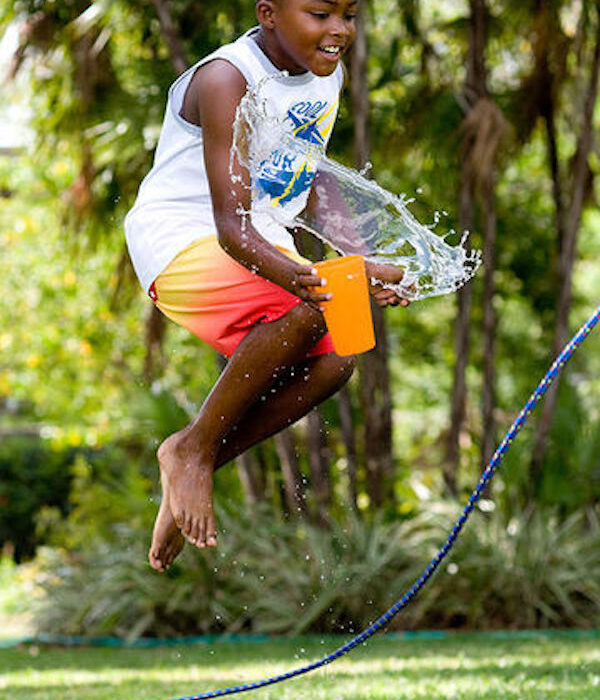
xmin=125 ymin=27 xmax=344 ymax=293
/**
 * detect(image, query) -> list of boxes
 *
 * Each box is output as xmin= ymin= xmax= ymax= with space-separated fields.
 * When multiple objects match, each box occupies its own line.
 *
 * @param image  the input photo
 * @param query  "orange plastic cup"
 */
xmin=313 ymin=255 xmax=375 ymax=356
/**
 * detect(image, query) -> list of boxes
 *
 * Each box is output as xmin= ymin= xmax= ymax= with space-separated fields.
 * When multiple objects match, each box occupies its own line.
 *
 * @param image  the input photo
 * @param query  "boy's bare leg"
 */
xmin=216 ymin=352 xmax=355 ymax=464
xmin=154 ymin=303 xmax=327 ymax=553
xmin=149 ymin=350 xmax=354 ymax=570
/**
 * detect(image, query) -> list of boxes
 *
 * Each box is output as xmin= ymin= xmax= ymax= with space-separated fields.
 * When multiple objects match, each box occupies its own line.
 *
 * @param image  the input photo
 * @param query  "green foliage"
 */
xmin=415 ymin=503 xmax=600 ymax=629
xmin=0 ymin=436 xmax=139 ymax=561
xmin=0 ymin=437 xmax=72 ymax=561
xmin=28 ymin=501 xmax=600 ymax=638
xmin=41 ymin=450 xmax=154 ymax=551
xmin=0 ymin=556 xmax=27 ymax=619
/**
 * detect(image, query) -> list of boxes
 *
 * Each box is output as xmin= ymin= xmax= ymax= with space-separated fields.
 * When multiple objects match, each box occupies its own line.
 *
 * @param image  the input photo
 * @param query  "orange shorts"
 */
xmin=149 ymin=236 xmax=335 ymax=358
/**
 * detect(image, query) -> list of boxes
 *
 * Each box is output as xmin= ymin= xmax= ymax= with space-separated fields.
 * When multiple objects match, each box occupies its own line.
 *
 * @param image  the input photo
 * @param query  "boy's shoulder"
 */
xmin=193 ymin=58 xmax=247 ymax=90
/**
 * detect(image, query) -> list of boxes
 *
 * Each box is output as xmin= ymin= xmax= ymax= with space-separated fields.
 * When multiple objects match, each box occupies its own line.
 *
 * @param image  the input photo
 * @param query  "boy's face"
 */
xmin=256 ymin=0 xmax=358 ymax=76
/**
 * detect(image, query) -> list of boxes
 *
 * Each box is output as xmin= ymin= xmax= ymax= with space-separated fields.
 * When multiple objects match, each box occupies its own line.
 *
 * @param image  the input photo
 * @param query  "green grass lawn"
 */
xmin=0 ymin=633 xmax=599 ymax=700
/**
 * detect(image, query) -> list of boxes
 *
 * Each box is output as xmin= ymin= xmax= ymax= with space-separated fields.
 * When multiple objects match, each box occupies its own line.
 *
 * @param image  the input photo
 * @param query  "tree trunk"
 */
xmin=274 ymin=429 xmax=309 ymax=518
xmin=359 ymin=307 xmax=394 ymax=508
xmin=151 ymin=0 xmax=188 ymax=75
xmin=351 ymin=0 xmax=395 ymax=509
xmin=143 ymin=305 xmax=167 ymax=382
xmin=235 ymin=451 xmax=264 ymax=505
xmin=306 ymin=409 xmax=332 ymax=526
xmin=543 ymin=94 xmax=567 ymax=255
xmin=530 ymin=9 xmax=600 ymax=484
xmin=445 ymin=186 xmax=474 ymax=496
xmin=336 ymin=385 xmax=359 ymax=513
xmin=480 ymin=170 xmax=497 ymax=470
xmin=350 ymin=0 xmax=371 ymax=168
xmin=444 ymin=0 xmax=487 ymax=494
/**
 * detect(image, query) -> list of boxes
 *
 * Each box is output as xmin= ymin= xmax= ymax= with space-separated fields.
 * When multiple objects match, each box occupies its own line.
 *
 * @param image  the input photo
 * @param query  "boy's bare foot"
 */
xmin=157 ymin=432 xmax=218 ymax=549
xmin=149 ymin=474 xmax=185 ymax=571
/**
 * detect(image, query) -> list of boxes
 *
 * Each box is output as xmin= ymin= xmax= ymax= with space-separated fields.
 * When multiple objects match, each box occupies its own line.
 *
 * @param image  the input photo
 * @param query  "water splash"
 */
xmin=293 ymin=158 xmax=482 ymax=300
xmin=231 ymin=76 xmax=481 ymax=301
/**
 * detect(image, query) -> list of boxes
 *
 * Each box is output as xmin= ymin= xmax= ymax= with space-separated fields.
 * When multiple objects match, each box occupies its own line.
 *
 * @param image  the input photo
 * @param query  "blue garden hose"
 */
xmin=166 ymin=304 xmax=600 ymax=700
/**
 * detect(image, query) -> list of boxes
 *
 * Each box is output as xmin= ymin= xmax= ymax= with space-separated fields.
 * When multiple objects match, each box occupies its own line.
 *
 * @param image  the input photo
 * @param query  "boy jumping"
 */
xmin=125 ymin=0 xmax=405 ymax=572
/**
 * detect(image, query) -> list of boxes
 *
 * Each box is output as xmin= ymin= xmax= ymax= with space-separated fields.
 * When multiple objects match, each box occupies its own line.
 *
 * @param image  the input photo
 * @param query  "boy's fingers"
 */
xmin=297 ymin=273 xmax=326 ymax=288
xmin=372 ymin=287 xmax=409 ymax=307
xmin=301 ymin=289 xmax=332 ymax=304
xmin=295 ymin=263 xmax=316 ymax=274
xmin=294 ymin=264 xmax=319 ymax=279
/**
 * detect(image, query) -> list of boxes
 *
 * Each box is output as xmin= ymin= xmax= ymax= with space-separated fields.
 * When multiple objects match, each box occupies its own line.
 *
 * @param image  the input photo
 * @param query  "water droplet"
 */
xmin=359 ymin=161 xmax=372 ymax=176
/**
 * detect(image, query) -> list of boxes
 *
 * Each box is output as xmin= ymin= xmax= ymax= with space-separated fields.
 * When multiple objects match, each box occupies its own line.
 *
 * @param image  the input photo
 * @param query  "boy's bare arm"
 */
xmin=194 ymin=60 xmax=329 ymax=306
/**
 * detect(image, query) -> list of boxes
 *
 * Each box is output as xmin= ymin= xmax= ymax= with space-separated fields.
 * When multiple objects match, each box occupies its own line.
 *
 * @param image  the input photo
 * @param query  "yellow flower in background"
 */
xmin=26 ymin=353 xmax=41 ymax=368
xmin=64 ymin=271 xmax=77 ymax=287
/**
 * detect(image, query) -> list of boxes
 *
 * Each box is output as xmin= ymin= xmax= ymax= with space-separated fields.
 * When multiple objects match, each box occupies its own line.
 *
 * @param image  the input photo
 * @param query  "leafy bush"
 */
xmin=0 ymin=437 xmax=135 ymax=561
xmin=0 ymin=437 xmax=72 ymax=561
xmin=28 ymin=499 xmax=600 ymax=639
xmin=413 ymin=503 xmax=600 ymax=629
xmin=0 ymin=556 xmax=27 ymax=619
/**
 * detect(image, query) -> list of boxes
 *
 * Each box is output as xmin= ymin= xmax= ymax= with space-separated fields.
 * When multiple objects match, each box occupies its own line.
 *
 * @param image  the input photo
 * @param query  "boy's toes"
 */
xmin=207 ymin=514 xmax=218 ymax=547
xmin=187 ymin=519 xmax=201 ymax=546
xmin=181 ymin=514 xmax=194 ymax=540
xmin=195 ymin=518 xmax=207 ymax=548
xmin=149 ymin=550 xmax=165 ymax=572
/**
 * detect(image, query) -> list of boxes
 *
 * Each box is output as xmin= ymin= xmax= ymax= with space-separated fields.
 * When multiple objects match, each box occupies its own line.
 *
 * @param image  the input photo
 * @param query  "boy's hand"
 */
xmin=291 ymin=264 xmax=332 ymax=306
xmin=365 ymin=260 xmax=405 ymax=285
xmin=364 ymin=261 xmax=410 ymax=308
xmin=370 ymin=285 xmax=409 ymax=307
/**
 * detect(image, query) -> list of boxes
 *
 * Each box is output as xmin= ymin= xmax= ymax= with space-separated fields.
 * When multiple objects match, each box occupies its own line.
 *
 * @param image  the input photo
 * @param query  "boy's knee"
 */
xmin=288 ymin=302 xmax=327 ymax=344
xmin=320 ymin=352 xmax=356 ymax=387
xmin=333 ymin=354 xmax=356 ymax=384
xmin=340 ymin=355 xmax=356 ymax=379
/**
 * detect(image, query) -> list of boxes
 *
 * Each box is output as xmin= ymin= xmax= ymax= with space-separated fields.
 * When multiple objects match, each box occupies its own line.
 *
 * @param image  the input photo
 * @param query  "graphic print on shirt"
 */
xmin=255 ymin=98 xmax=338 ymax=207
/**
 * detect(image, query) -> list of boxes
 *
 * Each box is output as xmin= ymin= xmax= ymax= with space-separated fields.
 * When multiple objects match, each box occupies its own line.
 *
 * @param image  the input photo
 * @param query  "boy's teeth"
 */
xmin=322 ymin=46 xmax=340 ymax=54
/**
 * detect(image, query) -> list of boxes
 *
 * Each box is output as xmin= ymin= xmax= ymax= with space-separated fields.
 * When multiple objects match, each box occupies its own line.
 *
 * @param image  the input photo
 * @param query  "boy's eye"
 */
xmin=310 ymin=12 xmax=329 ymax=19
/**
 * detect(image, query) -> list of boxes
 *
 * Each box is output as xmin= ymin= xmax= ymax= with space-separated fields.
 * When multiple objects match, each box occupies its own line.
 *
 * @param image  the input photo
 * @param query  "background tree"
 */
xmin=529 ymin=1 xmax=600 ymax=487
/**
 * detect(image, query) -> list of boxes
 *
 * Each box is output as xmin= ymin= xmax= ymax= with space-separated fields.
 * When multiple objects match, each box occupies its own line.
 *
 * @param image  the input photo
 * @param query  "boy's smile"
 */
xmin=255 ymin=0 xmax=358 ymax=76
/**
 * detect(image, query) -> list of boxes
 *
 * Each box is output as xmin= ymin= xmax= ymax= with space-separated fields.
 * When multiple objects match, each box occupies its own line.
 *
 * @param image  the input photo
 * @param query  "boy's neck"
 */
xmin=253 ymin=28 xmax=309 ymax=76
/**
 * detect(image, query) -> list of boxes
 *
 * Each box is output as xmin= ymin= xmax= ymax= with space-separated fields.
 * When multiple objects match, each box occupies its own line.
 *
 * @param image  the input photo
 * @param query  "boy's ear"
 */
xmin=256 ymin=0 xmax=277 ymax=29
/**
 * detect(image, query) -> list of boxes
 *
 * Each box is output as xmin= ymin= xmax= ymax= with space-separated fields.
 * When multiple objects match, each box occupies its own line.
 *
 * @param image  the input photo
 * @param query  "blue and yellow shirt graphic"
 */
xmin=256 ymin=98 xmax=338 ymax=207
